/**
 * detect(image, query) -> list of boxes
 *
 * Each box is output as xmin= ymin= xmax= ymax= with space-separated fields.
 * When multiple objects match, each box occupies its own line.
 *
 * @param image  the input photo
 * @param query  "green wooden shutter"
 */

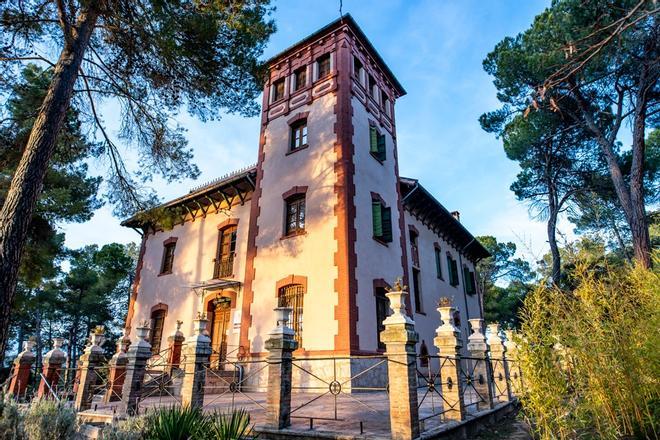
xmin=451 ymin=259 xmax=459 ymax=286
xmin=435 ymin=248 xmax=442 ymax=278
xmin=372 ymin=201 xmax=383 ymax=238
xmin=463 ymin=267 xmax=471 ymax=292
xmin=382 ymin=206 xmax=392 ymax=242
xmin=370 ymin=126 xmax=378 ymax=153
xmin=377 ymin=132 xmax=386 ymax=161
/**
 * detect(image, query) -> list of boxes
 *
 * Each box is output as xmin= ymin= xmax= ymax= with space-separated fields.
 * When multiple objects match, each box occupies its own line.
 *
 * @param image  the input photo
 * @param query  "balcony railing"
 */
xmin=213 ymin=256 xmax=234 ymax=279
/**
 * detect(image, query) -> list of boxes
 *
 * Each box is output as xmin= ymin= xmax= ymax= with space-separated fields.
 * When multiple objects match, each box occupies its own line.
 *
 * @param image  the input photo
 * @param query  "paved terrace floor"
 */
xmin=91 ymin=388 xmax=502 ymax=438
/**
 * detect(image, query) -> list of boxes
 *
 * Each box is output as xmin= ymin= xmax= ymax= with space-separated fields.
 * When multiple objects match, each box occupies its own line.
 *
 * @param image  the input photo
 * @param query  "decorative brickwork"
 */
xmin=121 ymin=323 xmax=152 ymax=415
xmin=487 ymin=323 xmax=511 ymax=402
xmin=265 ymin=307 xmax=298 ymax=429
xmin=467 ymin=318 xmax=494 ymax=410
xmin=104 ymin=338 xmax=128 ymax=403
xmin=75 ymin=330 xmax=106 ymax=411
xmin=37 ymin=338 xmax=66 ymax=399
xmin=434 ymin=303 xmax=466 ymax=422
xmin=380 ymin=288 xmax=420 ymax=439
xmin=181 ymin=316 xmax=212 ymax=409
xmin=8 ymin=339 xmax=35 ymax=397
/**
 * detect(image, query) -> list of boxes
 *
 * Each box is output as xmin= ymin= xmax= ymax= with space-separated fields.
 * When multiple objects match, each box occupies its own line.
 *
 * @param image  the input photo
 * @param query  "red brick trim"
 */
xmin=287 ymin=111 xmax=310 ymax=126
xmin=333 ymin=31 xmax=360 ymax=354
xmin=275 ymin=275 xmax=308 ymax=295
xmin=239 ymin=90 xmax=270 ymax=352
xmin=124 ymin=233 xmax=147 ymax=332
xmin=217 ymin=218 xmax=239 ymax=230
xmin=163 ymin=236 xmax=178 ymax=246
xmin=150 ymin=303 xmax=168 ymax=316
xmin=282 ymin=186 xmax=308 ymax=200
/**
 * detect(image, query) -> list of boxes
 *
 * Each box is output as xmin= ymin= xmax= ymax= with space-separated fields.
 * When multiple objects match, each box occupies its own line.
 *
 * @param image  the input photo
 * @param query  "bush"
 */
xmin=99 ymin=416 xmax=146 ymax=440
xmin=0 ymin=397 xmax=24 ymax=440
xmin=517 ymin=257 xmax=659 ymax=439
xmin=23 ymin=399 xmax=76 ymax=440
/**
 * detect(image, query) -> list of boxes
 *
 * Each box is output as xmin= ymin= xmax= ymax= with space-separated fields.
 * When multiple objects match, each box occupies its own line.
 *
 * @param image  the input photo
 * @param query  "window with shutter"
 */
xmin=412 ymin=268 xmax=423 ymax=313
xmin=370 ymin=126 xmax=378 ymax=154
xmin=160 ymin=242 xmax=176 ymax=274
xmin=369 ymin=126 xmax=386 ymax=162
xmin=451 ymin=258 xmax=459 ymax=286
xmin=376 ymin=132 xmax=386 ymax=161
xmin=434 ymin=247 xmax=443 ymax=279
xmin=372 ymin=198 xmax=392 ymax=243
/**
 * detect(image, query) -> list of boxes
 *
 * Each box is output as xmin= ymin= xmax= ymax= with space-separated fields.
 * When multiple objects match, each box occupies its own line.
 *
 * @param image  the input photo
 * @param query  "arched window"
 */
xmin=150 ymin=309 xmax=166 ymax=355
xmin=278 ymin=284 xmax=304 ymax=347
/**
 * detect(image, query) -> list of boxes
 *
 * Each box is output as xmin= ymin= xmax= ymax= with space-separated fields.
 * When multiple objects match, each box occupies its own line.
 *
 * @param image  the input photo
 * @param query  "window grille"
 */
xmin=278 ymin=284 xmax=304 ymax=347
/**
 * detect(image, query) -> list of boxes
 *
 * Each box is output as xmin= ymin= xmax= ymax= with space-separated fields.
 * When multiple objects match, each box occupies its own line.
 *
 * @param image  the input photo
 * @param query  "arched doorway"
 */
xmin=207 ymin=296 xmax=231 ymax=368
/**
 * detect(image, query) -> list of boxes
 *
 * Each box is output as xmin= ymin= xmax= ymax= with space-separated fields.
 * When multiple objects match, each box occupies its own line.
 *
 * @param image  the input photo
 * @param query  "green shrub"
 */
xmin=209 ymin=408 xmax=254 ymax=439
xmin=23 ymin=399 xmax=76 ymax=440
xmin=0 ymin=397 xmax=24 ymax=440
xmin=517 ymin=257 xmax=660 ymax=439
xmin=99 ymin=416 xmax=146 ymax=440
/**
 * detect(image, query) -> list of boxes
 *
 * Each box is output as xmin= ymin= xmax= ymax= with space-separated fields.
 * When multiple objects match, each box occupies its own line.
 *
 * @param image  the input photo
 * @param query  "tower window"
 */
xmin=353 ymin=56 xmax=364 ymax=84
xmin=278 ymin=284 xmax=304 ymax=347
xmin=316 ymin=53 xmax=331 ymax=80
xmin=160 ymin=242 xmax=176 ymax=275
xmin=409 ymin=229 xmax=419 ymax=268
xmin=293 ymin=66 xmax=307 ymax=92
xmin=369 ymin=126 xmax=386 ymax=162
xmin=272 ymin=78 xmax=285 ymax=102
xmin=372 ymin=197 xmax=392 ymax=243
xmin=447 ymin=254 xmax=459 ymax=286
xmin=412 ymin=268 xmax=423 ymax=313
xmin=435 ymin=246 xmax=443 ymax=279
xmin=375 ymin=286 xmax=389 ymax=350
xmin=381 ymin=90 xmax=391 ymax=116
xmin=368 ymin=75 xmax=378 ymax=100
xmin=290 ymin=119 xmax=308 ymax=151
xmin=284 ymin=194 xmax=306 ymax=236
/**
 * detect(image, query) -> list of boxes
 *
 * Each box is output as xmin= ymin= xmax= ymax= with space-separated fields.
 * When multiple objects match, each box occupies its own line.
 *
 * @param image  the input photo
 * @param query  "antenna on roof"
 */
xmin=339 ymin=0 xmax=343 ymax=20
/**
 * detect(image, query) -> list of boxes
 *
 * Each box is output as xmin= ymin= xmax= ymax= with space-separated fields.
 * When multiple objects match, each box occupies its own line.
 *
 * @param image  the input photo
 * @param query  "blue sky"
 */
xmin=63 ymin=0 xmax=567 ymax=263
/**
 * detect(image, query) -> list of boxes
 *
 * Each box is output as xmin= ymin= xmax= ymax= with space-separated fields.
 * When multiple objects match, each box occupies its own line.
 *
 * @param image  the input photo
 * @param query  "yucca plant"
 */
xmin=209 ymin=408 xmax=255 ymax=440
xmin=143 ymin=405 xmax=210 ymax=440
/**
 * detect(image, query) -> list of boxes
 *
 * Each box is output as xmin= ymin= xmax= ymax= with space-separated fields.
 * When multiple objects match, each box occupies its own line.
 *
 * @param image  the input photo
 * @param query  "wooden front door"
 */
xmin=209 ymin=299 xmax=231 ymax=367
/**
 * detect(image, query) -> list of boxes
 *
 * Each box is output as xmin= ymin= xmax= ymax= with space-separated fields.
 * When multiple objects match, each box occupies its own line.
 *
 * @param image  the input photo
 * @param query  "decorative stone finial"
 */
xmin=269 ymin=307 xmax=295 ymax=337
xmin=93 ymin=325 xmax=105 ymax=335
xmin=383 ymin=286 xmax=414 ymax=326
xmin=387 ymin=277 xmax=407 ymax=293
xmin=52 ymin=337 xmax=64 ymax=350
xmin=176 ymin=320 xmax=183 ymax=331
xmin=438 ymin=297 xmax=452 ymax=308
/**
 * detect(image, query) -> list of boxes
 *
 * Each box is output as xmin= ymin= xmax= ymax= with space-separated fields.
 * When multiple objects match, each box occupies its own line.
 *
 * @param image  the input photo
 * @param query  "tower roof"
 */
xmin=265 ymin=14 xmax=406 ymax=97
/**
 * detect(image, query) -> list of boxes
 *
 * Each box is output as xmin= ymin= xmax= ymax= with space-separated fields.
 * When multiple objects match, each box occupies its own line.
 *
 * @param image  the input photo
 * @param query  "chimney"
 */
xmin=451 ymin=211 xmax=460 ymax=222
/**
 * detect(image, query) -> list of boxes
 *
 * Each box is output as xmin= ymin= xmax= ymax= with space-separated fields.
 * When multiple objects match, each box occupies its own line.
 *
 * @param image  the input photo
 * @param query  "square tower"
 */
xmin=239 ymin=15 xmax=408 ymax=356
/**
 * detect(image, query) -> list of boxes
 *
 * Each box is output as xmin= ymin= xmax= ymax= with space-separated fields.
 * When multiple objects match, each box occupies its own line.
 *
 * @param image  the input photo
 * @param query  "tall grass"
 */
xmin=517 ymin=258 xmax=659 ymax=439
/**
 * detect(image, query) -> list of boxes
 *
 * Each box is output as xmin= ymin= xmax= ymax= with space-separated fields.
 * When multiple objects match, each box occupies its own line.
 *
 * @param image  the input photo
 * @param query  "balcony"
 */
xmin=213 ymin=256 xmax=234 ymax=279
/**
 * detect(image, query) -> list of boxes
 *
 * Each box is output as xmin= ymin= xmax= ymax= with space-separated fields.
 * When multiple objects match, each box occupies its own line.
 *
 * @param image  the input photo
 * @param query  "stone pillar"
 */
xmin=121 ymin=322 xmax=152 ymax=415
xmin=37 ymin=338 xmax=66 ymax=399
xmin=180 ymin=315 xmax=212 ymax=410
xmin=487 ymin=323 xmax=511 ymax=402
xmin=7 ymin=339 xmax=36 ymax=398
xmin=434 ymin=300 xmax=465 ymax=422
xmin=467 ymin=318 xmax=494 ymax=411
xmin=504 ymin=330 xmax=522 ymax=395
xmin=165 ymin=320 xmax=185 ymax=376
xmin=380 ymin=285 xmax=420 ymax=440
xmin=75 ymin=328 xmax=106 ymax=411
xmin=104 ymin=335 xmax=129 ymax=403
xmin=264 ymin=307 xmax=298 ymax=429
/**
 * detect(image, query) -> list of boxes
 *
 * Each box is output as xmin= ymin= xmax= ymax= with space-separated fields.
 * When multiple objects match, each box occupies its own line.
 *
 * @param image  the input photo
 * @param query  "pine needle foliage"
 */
xmin=517 ymin=254 xmax=659 ymax=439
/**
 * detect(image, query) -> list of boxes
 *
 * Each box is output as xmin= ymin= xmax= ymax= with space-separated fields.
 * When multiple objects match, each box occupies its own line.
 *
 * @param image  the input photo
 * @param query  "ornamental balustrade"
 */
xmin=4 ymin=288 xmax=524 ymax=440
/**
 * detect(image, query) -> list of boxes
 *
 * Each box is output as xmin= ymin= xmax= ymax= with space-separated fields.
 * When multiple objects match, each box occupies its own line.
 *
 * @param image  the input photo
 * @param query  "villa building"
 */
xmin=121 ymin=15 xmax=490 ymax=366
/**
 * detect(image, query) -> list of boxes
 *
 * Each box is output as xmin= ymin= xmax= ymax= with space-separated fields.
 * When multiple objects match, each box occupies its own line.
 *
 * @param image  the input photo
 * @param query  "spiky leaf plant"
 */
xmin=209 ymin=408 xmax=255 ymax=440
xmin=143 ymin=405 xmax=210 ymax=440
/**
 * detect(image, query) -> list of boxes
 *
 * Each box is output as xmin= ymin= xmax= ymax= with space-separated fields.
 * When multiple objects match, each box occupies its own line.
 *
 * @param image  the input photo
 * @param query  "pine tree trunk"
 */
xmin=0 ymin=9 xmax=98 ymax=365
xmin=548 ymin=206 xmax=561 ymax=285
